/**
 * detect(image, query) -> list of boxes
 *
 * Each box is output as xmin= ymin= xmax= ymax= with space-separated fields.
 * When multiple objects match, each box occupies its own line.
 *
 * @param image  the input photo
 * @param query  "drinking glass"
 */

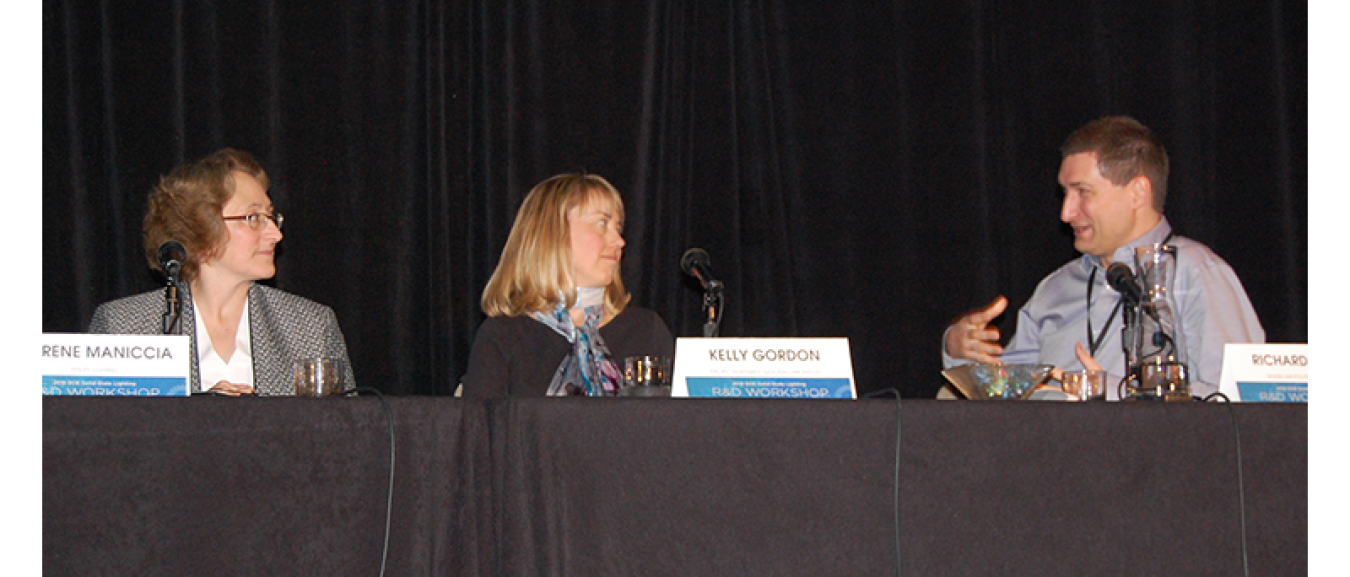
xmin=1061 ymin=370 xmax=1107 ymax=401
xmin=294 ymin=358 xmax=345 ymax=397
xmin=622 ymin=356 xmax=672 ymax=397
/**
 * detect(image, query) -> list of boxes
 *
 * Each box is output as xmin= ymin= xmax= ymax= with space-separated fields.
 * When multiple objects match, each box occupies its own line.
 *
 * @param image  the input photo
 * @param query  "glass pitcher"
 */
xmin=1126 ymin=243 xmax=1191 ymax=401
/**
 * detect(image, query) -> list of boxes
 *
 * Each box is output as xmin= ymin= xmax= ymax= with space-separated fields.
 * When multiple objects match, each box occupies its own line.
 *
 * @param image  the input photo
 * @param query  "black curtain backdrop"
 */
xmin=43 ymin=0 xmax=1307 ymax=398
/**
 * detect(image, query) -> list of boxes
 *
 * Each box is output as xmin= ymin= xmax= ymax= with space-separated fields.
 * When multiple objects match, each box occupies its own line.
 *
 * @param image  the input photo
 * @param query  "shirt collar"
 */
xmin=192 ymin=295 xmax=253 ymax=361
xmin=1078 ymin=216 xmax=1173 ymax=272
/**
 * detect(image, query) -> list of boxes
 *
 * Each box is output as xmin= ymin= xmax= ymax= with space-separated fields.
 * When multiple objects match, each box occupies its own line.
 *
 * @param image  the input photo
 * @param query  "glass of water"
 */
xmin=621 ymin=356 xmax=672 ymax=397
xmin=1060 ymin=370 xmax=1107 ymax=401
xmin=293 ymin=357 xmax=346 ymax=397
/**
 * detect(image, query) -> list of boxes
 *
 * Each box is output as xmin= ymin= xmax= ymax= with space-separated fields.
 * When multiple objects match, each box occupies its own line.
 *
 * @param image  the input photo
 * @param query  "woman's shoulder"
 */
xmin=609 ymin=306 xmax=674 ymax=340
xmin=89 ymin=289 xmax=166 ymax=333
xmin=475 ymin=313 xmax=545 ymax=339
xmin=613 ymin=305 xmax=666 ymax=326
xmin=605 ymin=306 xmax=675 ymax=357
xmin=250 ymin=284 xmax=335 ymax=315
xmin=99 ymin=288 xmax=164 ymax=308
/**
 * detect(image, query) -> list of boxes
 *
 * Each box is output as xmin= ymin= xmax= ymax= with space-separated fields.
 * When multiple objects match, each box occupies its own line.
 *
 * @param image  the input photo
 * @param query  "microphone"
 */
xmin=156 ymin=240 xmax=185 ymax=335
xmin=1105 ymin=262 xmax=1142 ymax=305
xmin=681 ymin=248 xmax=724 ymax=337
xmin=681 ymin=248 xmax=718 ymax=289
xmin=1107 ymin=261 xmax=1179 ymax=372
xmin=157 ymin=240 xmax=186 ymax=279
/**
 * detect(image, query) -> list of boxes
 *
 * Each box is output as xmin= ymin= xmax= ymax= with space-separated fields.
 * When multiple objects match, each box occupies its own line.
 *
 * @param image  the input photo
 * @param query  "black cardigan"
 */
xmin=460 ymin=306 xmax=675 ymax=398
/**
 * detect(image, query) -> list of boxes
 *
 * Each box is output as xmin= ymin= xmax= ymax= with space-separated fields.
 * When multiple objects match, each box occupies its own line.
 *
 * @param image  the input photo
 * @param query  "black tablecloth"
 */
xmin=43 ymin=397 xmax=1307 ymax=576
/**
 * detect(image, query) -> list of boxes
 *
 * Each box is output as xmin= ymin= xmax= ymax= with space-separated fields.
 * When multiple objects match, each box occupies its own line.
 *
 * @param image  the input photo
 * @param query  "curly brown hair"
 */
xmin=141 ymin=148 xmax=269 ymax=282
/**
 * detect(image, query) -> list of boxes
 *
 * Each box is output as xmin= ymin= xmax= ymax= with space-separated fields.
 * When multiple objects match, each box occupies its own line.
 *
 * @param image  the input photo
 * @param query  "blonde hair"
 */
xmin=481 ymin=173 xmax=631 ymax=318
xmin=142 ymin=148 xmax=269 ymax=282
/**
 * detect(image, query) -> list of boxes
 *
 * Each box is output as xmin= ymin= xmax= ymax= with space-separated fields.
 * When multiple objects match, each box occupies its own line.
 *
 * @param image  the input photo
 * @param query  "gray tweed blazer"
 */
xmin=88 ymin=283 xmax=356 ymax=395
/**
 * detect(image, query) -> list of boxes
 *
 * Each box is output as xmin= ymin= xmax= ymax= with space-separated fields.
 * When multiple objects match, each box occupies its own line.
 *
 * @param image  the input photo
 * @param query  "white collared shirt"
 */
xmin=194 ymin=298 xmax=254 ymax=392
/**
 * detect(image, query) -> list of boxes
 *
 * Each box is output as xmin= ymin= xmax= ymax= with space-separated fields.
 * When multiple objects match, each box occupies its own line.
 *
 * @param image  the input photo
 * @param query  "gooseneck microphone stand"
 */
xmin=162 ymin=271 xmax=182 ymax=335
xmin=701 ymin=280 xmax=724 ymax=338
xmin=1120 ymin=300 xmax=1137 ymax=399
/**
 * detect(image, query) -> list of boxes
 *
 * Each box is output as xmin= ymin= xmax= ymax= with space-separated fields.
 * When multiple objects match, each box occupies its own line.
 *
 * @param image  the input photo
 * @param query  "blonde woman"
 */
xmin=461 ymin=173 xmax=674 ymax=398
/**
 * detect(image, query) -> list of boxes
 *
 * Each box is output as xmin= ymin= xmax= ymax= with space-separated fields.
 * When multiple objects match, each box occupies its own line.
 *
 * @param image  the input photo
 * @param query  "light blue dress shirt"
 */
xmin=943 ymin=217 xmax=1265 ymax=399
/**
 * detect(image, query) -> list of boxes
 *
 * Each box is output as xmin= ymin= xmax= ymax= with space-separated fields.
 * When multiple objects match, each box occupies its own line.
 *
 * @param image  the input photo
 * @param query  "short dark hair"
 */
xmin=1061 ymin=116 xmax=1169 ymax=212
xmin=142 ymin=148 xmax=269 ymax=281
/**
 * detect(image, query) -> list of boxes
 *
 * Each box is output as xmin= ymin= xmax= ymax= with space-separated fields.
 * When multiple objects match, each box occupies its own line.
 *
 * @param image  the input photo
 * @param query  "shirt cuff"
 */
xmin=941 ymin=325 xmax=973 ymax=369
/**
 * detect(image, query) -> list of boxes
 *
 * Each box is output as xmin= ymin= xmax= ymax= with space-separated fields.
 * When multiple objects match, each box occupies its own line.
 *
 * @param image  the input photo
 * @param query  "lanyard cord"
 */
xmin=1085 ymin=268 xmax=1122 ymax=357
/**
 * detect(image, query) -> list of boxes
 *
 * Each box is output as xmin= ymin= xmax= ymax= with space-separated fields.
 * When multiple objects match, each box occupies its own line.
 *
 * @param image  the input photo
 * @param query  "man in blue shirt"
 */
xmin=942 ymin=116 xmax=1265 ymax=399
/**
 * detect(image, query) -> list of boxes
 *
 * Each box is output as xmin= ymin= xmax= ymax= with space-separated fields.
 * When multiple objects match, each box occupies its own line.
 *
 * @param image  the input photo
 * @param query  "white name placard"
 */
xmin=671 ymin=337 xmax=856 ymax=399
xmin=1218 ymin=343 xmax=1307 ymax=403
xmin=41 ymin=333 xmax=192 ymax=397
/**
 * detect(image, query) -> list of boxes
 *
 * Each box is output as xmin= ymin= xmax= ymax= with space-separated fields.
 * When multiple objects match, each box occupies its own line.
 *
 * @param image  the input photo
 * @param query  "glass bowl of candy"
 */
xmin=941 ymin=363 xmax=1055 ymax=400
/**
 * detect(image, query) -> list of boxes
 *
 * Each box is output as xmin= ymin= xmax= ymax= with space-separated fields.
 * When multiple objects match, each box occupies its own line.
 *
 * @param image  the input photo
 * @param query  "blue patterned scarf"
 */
xmin=530 ymin=289 xmax=622 ymax=396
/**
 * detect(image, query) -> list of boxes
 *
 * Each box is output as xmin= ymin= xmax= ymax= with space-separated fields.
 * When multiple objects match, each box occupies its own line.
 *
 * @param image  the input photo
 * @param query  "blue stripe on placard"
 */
xmin=685 ymin=377 xmax=854 ymax=399
xmin=42 ymin=375 xmax=190 ymax=397
xmin=1236 ymin=381 xmax=1307 ymax=403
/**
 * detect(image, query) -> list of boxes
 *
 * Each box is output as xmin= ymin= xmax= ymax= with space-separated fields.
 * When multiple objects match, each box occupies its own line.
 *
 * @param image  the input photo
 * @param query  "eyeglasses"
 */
xmin=222 ymin=212 xmax=284 ymax=231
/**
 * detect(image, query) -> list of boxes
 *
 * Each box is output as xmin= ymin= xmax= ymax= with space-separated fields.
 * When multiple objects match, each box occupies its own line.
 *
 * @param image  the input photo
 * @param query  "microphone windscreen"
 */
xmin=681 ymin=248 xmax=710 ymax=275
xmin=157 ymin=240 xmax=186 ymax=274
xmin=1105 ymin=262 xmax=1141 ymax=302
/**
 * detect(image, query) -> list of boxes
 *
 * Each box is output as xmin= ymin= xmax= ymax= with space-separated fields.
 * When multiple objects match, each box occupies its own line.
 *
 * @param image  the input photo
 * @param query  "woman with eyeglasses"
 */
xmin=459 ymin=173 xmax=674 ymax=398
xmin=89 ymin=148 xmax=356 ymax=396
